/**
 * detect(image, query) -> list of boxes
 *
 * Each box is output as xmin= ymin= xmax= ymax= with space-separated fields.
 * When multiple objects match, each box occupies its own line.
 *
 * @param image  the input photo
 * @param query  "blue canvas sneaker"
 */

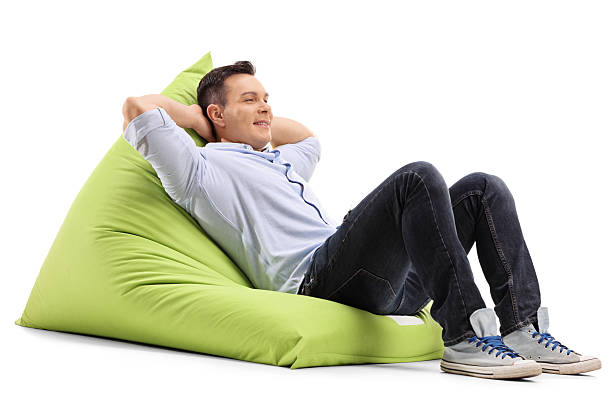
xmin=440 ymin=308 xmax=542 ymax=379
xmin=502 ymin=307 xmax=602 ymax=375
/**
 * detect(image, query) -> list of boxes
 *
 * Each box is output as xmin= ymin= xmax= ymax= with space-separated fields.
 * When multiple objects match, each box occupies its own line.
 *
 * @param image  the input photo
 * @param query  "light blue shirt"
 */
xmin=123 ymin=107 xmax=339 ymax=294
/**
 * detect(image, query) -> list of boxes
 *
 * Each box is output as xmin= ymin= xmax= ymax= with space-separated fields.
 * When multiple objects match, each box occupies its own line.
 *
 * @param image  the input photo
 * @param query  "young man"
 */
xmin=122 ymin=61 xmax=601 ymax=379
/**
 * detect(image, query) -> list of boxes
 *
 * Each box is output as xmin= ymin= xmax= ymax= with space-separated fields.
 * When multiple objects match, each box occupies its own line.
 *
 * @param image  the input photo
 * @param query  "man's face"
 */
xmin=214 ymin=73 xmax=273 ymax=151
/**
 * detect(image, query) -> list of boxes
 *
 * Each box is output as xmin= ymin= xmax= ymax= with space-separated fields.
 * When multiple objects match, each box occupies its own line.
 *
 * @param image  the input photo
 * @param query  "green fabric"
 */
xmin=15 ymin=51 xmax=444 ymax=368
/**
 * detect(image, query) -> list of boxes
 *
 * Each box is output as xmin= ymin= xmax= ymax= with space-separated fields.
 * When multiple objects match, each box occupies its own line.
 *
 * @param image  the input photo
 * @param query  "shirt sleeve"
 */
xmin=123 ymin=107 xmax=205 ymax=204
xmin=275 ymin=136 xmax=321 ymax=182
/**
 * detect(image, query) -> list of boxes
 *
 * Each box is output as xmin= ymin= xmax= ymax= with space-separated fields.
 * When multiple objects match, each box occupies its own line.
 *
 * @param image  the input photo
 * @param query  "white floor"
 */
xmin=5 ymin=323 xmax=607 ymax=408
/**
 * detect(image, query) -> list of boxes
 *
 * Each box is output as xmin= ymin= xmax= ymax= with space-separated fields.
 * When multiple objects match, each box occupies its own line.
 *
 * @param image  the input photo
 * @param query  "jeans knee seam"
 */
xmin=411 ymin=171 xmax=472 ymax=330
xmin=451 ymin=190 xmax=482 ymax=209
xmin=481 ymin=197 xmax=521 ymax=326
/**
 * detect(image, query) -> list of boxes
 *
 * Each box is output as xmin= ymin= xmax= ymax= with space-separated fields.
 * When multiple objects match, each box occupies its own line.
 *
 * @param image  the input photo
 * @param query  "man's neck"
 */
xmin=217 ymin=137 xmax=268 ymax=152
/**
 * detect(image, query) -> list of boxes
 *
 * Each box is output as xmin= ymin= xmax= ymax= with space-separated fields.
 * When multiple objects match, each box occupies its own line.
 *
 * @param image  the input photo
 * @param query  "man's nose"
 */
xmin=258 ymin=102 xmax=271 ymax=113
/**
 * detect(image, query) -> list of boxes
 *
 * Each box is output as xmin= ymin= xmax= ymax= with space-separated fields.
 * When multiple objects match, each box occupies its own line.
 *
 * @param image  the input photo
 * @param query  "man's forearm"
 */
xmin=122 ymin=94 xmax=195 ymax=133
xmin=134 ymin=94 xmax=194 ymax=128
xmin=270 ymin=117 xmax=315 ymax=149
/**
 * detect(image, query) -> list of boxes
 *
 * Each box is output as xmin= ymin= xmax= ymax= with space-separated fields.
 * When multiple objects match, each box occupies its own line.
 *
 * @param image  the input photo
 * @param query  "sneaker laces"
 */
xmin=532 ymin=331 xmax=574 ymax=355
xmin=468 ymin=335 xmax=520 ymax=359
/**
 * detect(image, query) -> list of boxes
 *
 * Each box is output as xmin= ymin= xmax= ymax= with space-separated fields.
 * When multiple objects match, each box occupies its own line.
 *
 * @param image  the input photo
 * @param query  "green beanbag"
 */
xmin=14 ymin=51 xmax=444 ymax=368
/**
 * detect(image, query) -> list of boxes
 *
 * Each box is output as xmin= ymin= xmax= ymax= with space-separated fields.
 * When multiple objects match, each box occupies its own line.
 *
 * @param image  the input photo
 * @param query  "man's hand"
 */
xmin=186 ymin=104 xmax=216 ymax=143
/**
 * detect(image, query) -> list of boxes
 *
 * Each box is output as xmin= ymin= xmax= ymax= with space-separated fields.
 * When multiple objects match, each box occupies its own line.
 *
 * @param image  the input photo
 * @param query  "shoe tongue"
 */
xmin=537 ymin=307 xmax=550 ymax=333
xmin=469 ymin=308 xmax=498 ymax=338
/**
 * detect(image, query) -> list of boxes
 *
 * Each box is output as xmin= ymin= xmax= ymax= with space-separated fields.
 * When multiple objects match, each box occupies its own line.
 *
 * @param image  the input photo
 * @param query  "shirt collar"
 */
xmin=205 ymin=142 xmax=270 ymax=153
xmin=204 ymin=141 xmax=280 ymax=162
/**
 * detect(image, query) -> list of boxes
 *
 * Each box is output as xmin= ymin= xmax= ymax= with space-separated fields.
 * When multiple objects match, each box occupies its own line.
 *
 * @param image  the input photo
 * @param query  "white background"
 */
xmin=2 ymin=0 xmax=610 ymax=406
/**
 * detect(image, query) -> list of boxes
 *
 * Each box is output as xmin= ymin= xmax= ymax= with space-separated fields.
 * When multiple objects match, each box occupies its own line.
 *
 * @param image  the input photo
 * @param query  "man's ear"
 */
xmin=207 ymin=104 xmax=226 ymax=129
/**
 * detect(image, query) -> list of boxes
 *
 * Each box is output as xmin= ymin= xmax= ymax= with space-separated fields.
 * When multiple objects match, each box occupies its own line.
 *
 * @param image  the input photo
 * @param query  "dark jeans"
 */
xmin=297 ymin=161 xmax=541 ymax=347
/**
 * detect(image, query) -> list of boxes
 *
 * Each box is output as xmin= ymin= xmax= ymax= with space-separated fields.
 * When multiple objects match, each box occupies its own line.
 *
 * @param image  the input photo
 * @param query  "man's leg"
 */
xmin=447 ymin=173 xmax=600 ymax=375
xmin=299 ymin=161 xmax=487 ymax=347
xmin=448 ymin=172 xmax=541 ymax=337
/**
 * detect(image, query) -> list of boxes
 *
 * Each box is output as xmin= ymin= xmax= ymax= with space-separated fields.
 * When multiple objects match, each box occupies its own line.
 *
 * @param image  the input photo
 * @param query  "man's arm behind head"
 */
xmin=122 ymin=95 xmax=215 ymax=143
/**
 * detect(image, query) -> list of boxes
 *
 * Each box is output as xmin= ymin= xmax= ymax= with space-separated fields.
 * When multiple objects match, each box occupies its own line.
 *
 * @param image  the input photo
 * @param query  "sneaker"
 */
xmin=440 ymin=308 xmax=542 ymax=379
xmin=502 ymin=307 xmax=602 ymax=375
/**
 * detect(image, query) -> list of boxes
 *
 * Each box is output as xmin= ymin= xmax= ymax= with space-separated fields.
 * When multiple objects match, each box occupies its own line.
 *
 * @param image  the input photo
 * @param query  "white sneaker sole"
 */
xmin=539 ymin=357 xmax=602 ymax=375
xmin=440 ymin=359 xmax=542 ymax=379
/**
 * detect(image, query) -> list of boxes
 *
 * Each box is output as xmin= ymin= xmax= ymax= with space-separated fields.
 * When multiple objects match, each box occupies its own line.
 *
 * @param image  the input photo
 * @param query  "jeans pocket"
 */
xmin=327 ymin=267 xmax=397 ymax=315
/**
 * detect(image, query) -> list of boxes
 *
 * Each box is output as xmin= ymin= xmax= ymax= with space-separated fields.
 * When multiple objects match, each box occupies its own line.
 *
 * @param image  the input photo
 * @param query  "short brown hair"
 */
xmin=196 ymin=61 xmax=256 ymax=139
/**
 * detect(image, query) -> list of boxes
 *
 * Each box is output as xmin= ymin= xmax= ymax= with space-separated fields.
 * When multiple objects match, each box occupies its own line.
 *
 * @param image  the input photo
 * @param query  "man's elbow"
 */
xmin=122 ymin=97 xmax=158 ymax=132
